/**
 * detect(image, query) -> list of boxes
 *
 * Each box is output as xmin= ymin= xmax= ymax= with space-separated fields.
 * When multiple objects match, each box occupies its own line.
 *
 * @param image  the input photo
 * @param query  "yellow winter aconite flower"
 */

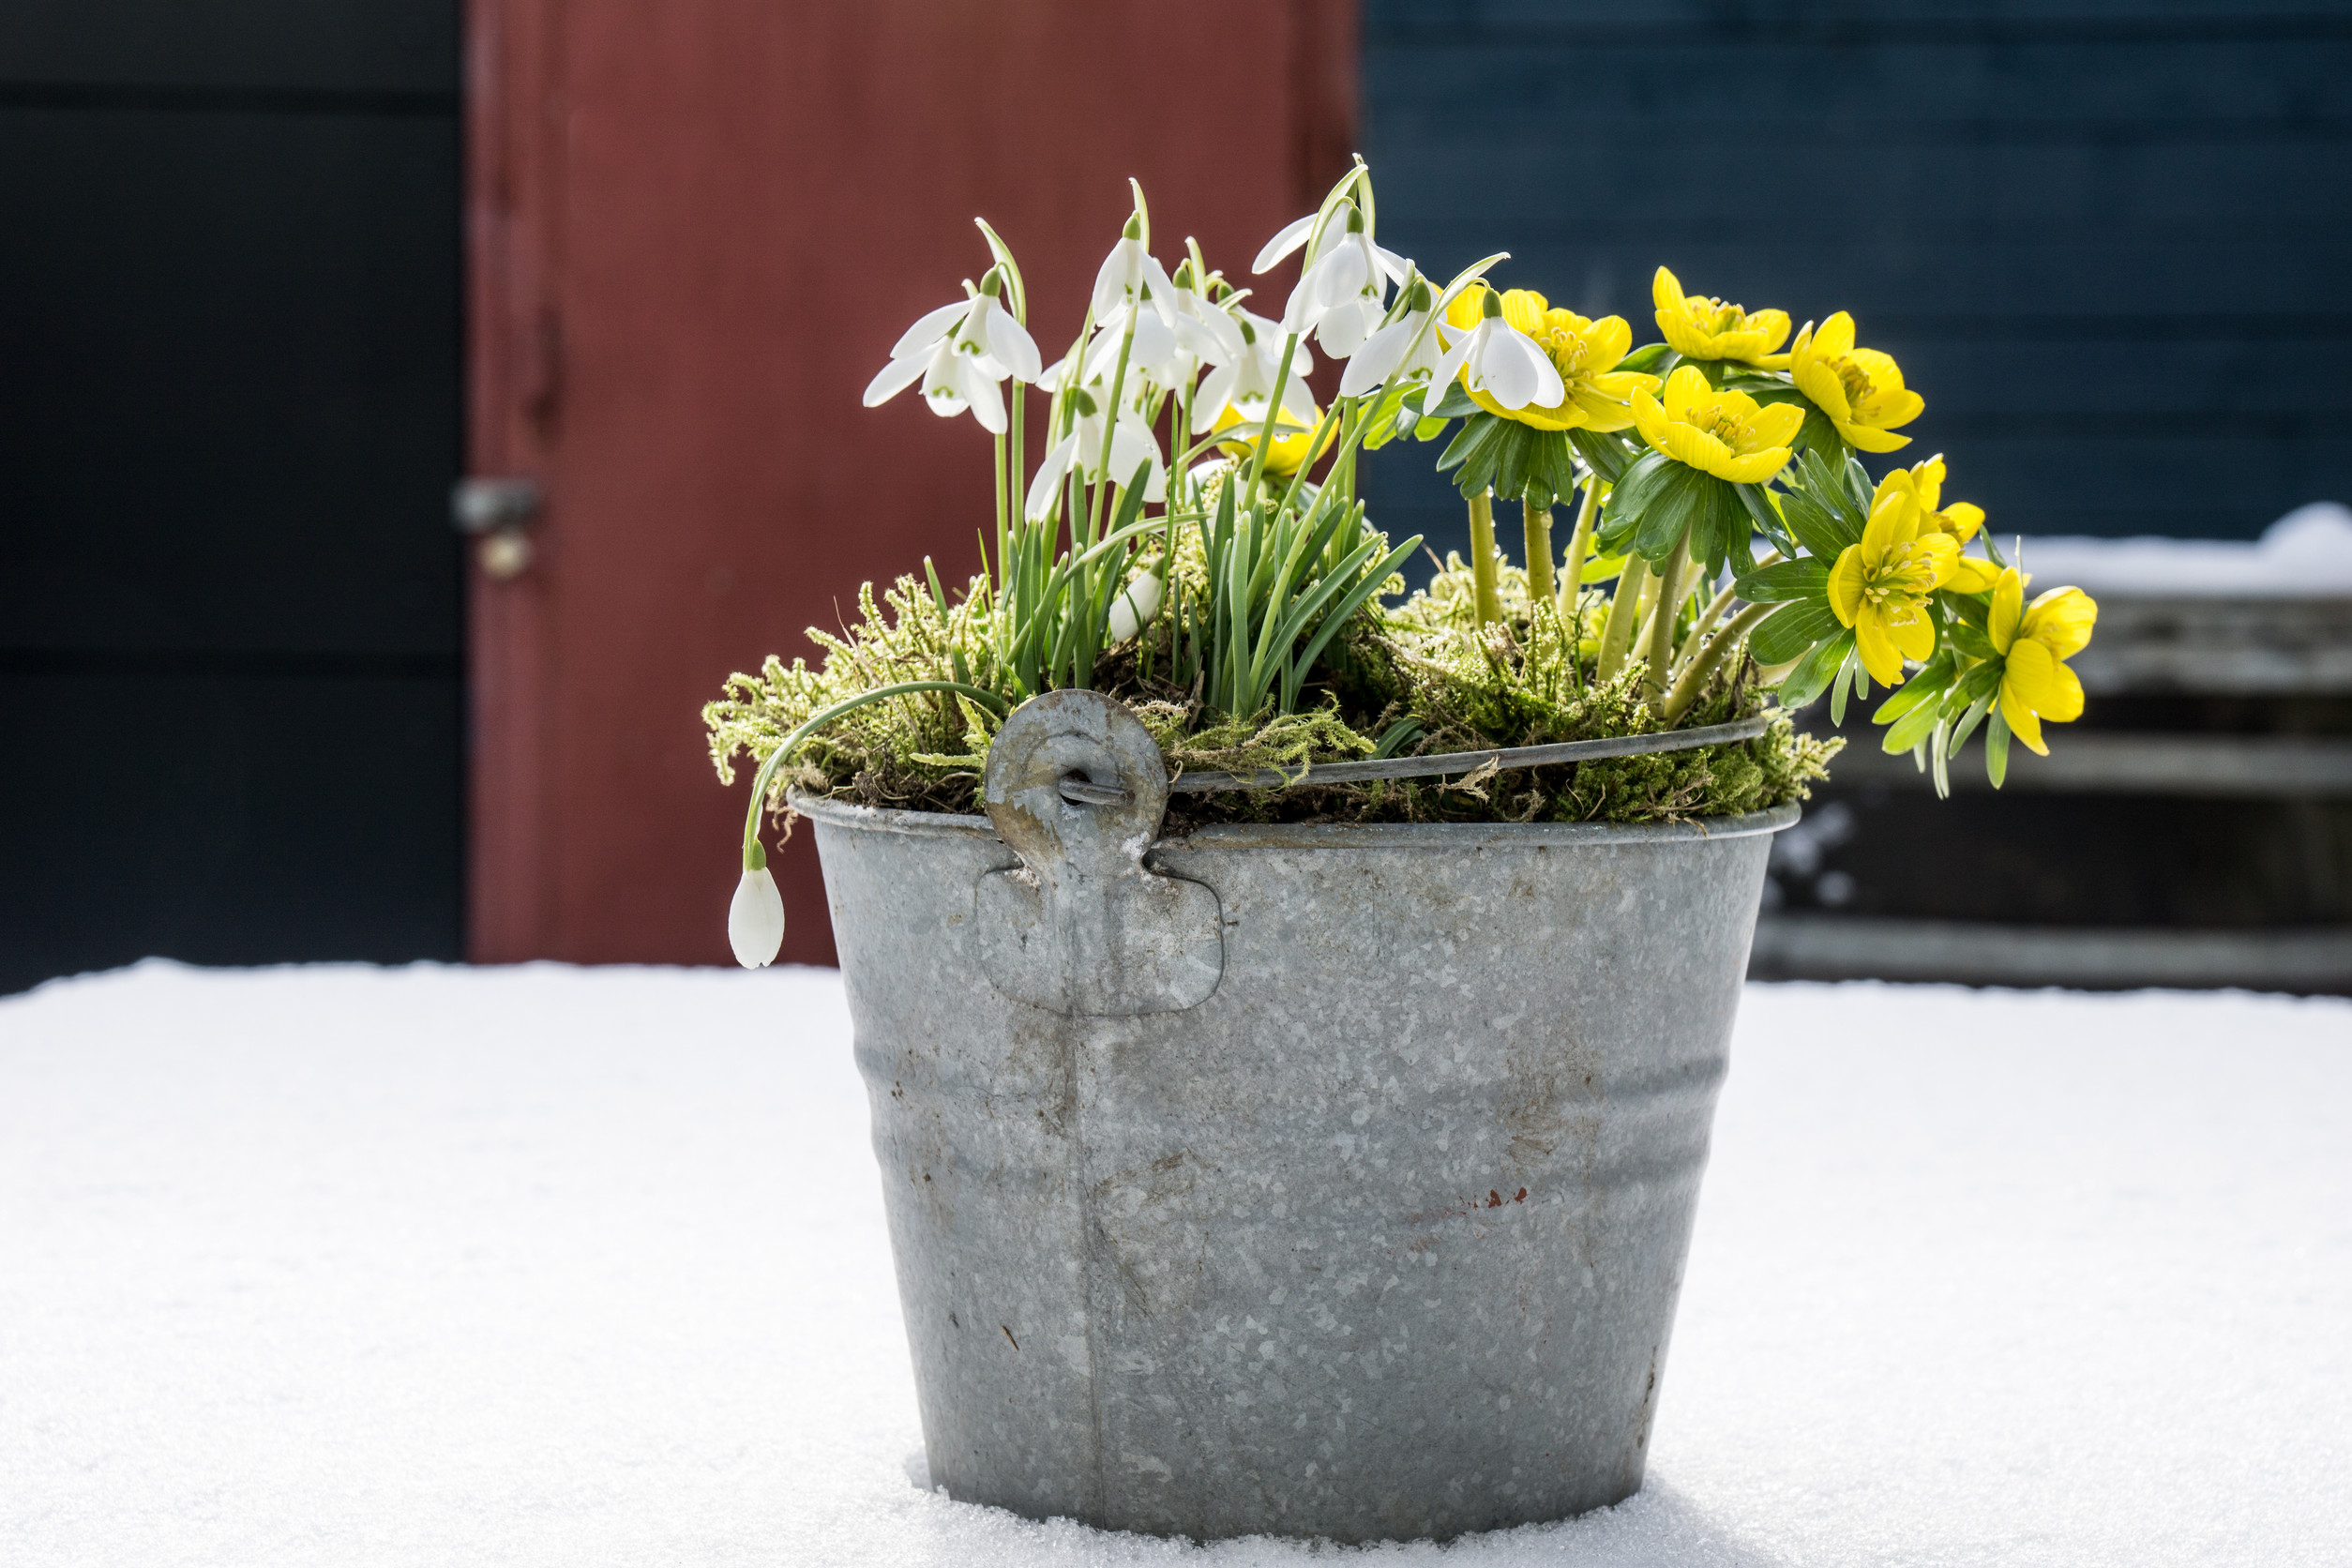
xmin=1630 ymin=363 xmax=1805 ymax=483
xmin=1651 ymin=266 xmax=1792 ymax=368
xmin=1442 ymin=285 xmax=1657 ymax=431
xmin=1788 ymin=312 xmax=1923 ymax=452
xmin=1988 ymin=567 xmax=2097 ymax=755
xmin=1885 ymin=454 xmax=1998 ymax=590
xmin=1827 ymin=475 xmax=1963 ymax=684
xmin=1213 ymin=396 xmax=1331 ymax=475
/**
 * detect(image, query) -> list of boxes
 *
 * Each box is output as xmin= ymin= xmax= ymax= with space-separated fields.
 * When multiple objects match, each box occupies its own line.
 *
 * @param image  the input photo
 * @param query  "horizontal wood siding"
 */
xmin=1360 ymin=0 xmax=2352 ymax=555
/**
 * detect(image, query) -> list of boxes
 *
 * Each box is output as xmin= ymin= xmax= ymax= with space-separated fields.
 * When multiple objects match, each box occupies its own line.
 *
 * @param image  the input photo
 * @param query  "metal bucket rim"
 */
xmin=788 ymin=790 xmax=1799 ymax=849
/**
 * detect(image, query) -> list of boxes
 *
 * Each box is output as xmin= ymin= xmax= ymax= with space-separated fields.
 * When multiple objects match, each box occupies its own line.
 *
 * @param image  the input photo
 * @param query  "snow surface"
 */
xmin=3 ymin=961 xmax=2347 ymax=1567
xmin=2015 ymin=501 xmax=2352 ymax=597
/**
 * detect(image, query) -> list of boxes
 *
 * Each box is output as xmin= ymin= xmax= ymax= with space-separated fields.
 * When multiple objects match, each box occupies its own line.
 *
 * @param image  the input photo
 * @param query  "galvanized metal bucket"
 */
xmin=799 ymin=690 xmax=1794 ymax=1544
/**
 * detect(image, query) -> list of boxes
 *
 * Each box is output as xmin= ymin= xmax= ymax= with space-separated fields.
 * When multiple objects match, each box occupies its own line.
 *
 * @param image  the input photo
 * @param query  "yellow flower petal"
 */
xmin=1793 ymin=354 xmax=1850 ymax=423
xmin=1652 ymin=266 xmax=1684 ymax=313
xmin=1910 ymin=457 xmax=1947 ymax=513
xmin=2006 ymin=635 xmax=2086 ymax=723
xmin=1888 ymin=605 xmax=1937 ymax=664
xmin=1590 ymin=315 xmax=1633 ymax=368
xmin=1841 ymin=420 xmax=1914 ymax=453
xmin=1812 ymin=311 xmax=1857 ymax=359
xmin=1913 ymin=532 xmax=1961 ymax=589
xmin=1988 ymin=567 xmax=2026 ymax=653
xmin=1862 ymin=489 xmax=1911 ymax=559
xmin=1659 ymin=421 xmax=1738 ymax=475
xmin=2022 ymin=586 xmax=2098 ymax=660
xmin=1945 ymin=556 xmax=2002 ymax=595
xmin=1937 ymin=502 xmax=1984 ymax=542
xmin=1747 ymin=400 xmax=1807 ymax=448
xmin=1630 ymin=386 xmax=1670 ymax=450
xmin=1870 ymin=387 xmax=1925 ymax=429
xmin=1500 ymin=289 xmax=1547 ymax=334
xmin=1661 ymin=364 xmax=1711 ymax=421
xmin=1827 ymin=544 xmax=1867 ymax=626
xmin=1716 ymin=445 xmax=1792 ymax=484
xmin=1854 ymin=610 xmax=1907 ymax=685
xmin=1742 ymin=309 xmax=1793 ymax=358
xmin=1998 ymin=680 xmax=2049 ymax=756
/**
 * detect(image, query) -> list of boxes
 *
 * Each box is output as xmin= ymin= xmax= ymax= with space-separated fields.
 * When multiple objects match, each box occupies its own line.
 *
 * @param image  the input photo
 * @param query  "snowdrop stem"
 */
xmin=1245 ymin=332 xmax=1303 ymax=504
xmin=1088 ymin=312 xmax=1142 ymax=547
xmin=1274 ymin=398 xmax=1345 ymax=518
xmin=738 ymin=680 xmax=1011 ymax=867
xmin=992 ymin=427 xmax=1009 ymax=588
xmin=1468 ymin=490 xmax=1501 ymax=627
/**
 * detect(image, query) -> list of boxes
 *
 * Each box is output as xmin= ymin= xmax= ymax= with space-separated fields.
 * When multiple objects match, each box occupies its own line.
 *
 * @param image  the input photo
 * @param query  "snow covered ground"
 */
xmin=3 ymin=961 xmax=2346 ymax=1567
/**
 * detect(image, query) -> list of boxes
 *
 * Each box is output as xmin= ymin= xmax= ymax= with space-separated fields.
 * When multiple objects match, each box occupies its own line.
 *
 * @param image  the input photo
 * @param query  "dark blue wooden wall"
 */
xmin=1358 ymin=0 xmax=2352 ymax=564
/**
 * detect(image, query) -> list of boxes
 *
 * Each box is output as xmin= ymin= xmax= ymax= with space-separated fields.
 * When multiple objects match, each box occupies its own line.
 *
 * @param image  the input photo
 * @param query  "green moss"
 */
xmin=704 ymin=556 xmax=1836 ymax=830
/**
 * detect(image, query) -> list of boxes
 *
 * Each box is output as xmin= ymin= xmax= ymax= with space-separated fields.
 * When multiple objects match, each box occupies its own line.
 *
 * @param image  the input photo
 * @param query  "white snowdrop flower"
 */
xmin=861 ymin=272 xmax=1039 ymax=433
xmin=1106 ymin=570 xmax=1164 ymax=642
xmin=1192 ymin=309 xmax=1315 ymax=434
xmin=1339 ymin=278 xmax=1440 ymax=399
xmin=1168 ymin=264 xmax=1246 ymax=367
xmin=956 ymin=285 xmax=1042 ymax=383
xmin=1251 ymin=212 xmax=1317 ymax=274
xmin=728 ymin=863 xmax=785 ymax=969
xmin=1277 ymin=204 xmax=1409 ymax=359
xmin=1434 ymin=287 xmax=1564 ymax=411
xmin=1092 ymin=214 xmax=1178 ymax=328
xmin=915 ymin=337 xmax=1007 ymax=432
xmin=1082 ymin=302 xmax=1184 ymax=387
xmin=1024 ymin=389 xmax=1167 ymax=520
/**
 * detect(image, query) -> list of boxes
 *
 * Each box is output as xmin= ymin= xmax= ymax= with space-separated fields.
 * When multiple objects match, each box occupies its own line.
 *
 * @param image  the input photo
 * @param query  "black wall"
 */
xmin=0 ymin=3 xmax=462 ymax=992
xmin=1360 ymin=0 xmax=2352 ymax=568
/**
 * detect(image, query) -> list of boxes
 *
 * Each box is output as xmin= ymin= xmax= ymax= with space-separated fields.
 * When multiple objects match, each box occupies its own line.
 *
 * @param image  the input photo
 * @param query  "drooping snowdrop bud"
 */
xmin=1106 ymin=569 xmax=1165 ymax=643
xmin=1434 ymin=285 xmax=1565 ymax=412
xmin=729 ymin=844 xmax=786 ymax=969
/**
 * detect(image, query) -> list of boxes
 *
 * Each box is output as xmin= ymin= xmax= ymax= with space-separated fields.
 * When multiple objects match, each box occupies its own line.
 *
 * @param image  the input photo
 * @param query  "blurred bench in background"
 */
xmin=1753 ymin=506 xmax=2352 ymax=992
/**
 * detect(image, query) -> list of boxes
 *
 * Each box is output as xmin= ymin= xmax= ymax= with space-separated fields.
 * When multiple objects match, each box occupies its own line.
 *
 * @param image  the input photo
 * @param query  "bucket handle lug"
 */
xmin=974 ymin=690 xmax=1224 ymax=1016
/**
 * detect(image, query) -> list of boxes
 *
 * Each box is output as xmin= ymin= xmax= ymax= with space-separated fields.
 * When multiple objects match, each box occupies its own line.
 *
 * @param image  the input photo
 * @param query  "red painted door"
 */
xmin=463 ymin=1 xmax=1358 ymax=964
